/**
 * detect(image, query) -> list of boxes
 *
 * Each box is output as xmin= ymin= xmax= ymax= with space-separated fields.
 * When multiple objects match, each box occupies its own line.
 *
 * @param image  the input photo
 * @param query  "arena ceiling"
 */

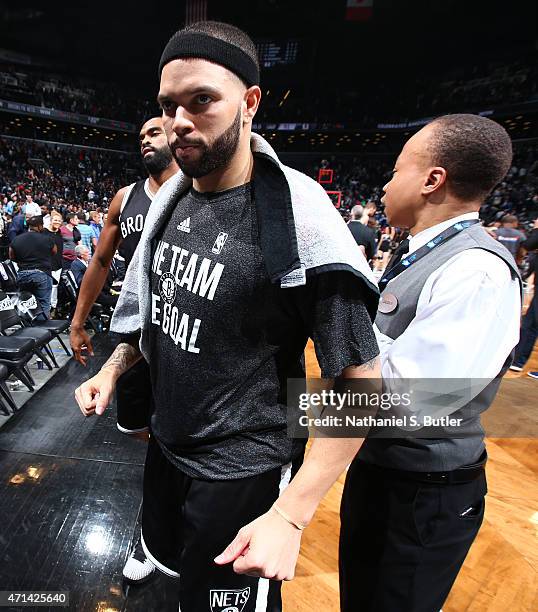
xmin=0 ymin=0 xmax=536 ymax=96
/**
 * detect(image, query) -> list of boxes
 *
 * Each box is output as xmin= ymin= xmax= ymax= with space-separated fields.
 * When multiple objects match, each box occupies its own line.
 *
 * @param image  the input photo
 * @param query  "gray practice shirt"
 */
xmin=149 ymin=183 xmax=379 ymax=480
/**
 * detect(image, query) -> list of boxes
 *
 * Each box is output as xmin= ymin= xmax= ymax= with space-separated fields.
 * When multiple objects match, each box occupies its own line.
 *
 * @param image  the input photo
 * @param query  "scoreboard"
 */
xmin=256 ymin=40 xmax=299 ymax=68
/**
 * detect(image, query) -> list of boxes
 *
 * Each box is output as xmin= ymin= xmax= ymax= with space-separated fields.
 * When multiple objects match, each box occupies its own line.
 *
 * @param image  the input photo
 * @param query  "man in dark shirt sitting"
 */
xmin=9 ymin=215 xmax=57 ymax=319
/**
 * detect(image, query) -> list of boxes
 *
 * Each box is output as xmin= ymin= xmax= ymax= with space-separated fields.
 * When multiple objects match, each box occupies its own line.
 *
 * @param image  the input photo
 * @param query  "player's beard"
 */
xmin=143 ymin=145 xmax=174 ymax=175
xmin=173 ymin=108 xmax=242 ymax=179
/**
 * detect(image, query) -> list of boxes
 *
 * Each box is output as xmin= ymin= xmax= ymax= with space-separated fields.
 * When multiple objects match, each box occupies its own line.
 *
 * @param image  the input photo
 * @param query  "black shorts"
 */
xmin=141 ymin=436 xmax=303 ymax=611
xmin=115 ymin=359 xmax=152 ymax=434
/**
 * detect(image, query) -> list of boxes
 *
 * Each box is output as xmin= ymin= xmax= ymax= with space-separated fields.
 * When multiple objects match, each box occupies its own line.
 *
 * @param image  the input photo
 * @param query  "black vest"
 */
xmin=118 ymin=179 xmax=153 ymax=267
xmin=360 ymin=222 xmax=522 ymax=471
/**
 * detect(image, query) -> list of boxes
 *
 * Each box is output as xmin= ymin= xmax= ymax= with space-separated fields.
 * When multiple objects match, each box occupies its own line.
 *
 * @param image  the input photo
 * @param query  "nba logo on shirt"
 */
xmin=212 ymin=232 xmax=229 ymax=255
xmin=209 ymin=587 xmax=250 ymax=612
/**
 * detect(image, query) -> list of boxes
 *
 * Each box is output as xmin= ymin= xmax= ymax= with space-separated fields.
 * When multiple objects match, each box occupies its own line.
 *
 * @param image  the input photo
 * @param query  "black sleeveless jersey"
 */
xmin=118 ymin=179 xmax=153 ymax=267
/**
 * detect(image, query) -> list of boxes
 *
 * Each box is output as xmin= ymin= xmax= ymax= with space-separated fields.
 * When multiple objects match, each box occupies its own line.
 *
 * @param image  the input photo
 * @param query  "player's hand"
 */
xmin=70 ymin=325 xmax=94 ymax=366
xmin=214 ymin=509 xmax=303 ymax=581
xmin=74 ymin=369 xmax=116 ymax=417
xmin=533 ymin=217 xmax=538 ymax=229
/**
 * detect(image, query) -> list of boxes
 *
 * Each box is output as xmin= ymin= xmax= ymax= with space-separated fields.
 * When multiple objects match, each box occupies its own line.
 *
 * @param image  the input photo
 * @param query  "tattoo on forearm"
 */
xmin=102 ymin=342 xmax=141 ymax=375
xmin=357 ymin=357 xmax=378 ymax=372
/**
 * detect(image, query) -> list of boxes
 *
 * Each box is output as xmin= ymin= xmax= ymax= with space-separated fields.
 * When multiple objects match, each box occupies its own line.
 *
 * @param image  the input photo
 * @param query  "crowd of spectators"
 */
xmin=299 ymin=145 xmax=538 ymax=277
xmin=1 ymin=136 xmax=536 ymax=250
xmin=2 ymin=57 xmax=536 ymax=129
xmin=479 ymin=143 xmax=538 ymax=228
xmin=1 ymin=198 xmax=119 ymax=323
xmin=0 ymin=136 xmax=536 ymax=279
xmin=0 ymin=137 xmax=142 ymax=320
xmin=304 ymin=143 xmax=538 ymax=232
xmin=0 ymin=137 xmax=142 ymax=217
xmin=0 ymin=64 xmax=153 ymax=124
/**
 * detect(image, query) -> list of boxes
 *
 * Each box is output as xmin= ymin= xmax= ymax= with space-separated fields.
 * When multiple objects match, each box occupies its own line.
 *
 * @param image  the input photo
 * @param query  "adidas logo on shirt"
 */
xmin=177 ymin=217 xmax=191 ymax=233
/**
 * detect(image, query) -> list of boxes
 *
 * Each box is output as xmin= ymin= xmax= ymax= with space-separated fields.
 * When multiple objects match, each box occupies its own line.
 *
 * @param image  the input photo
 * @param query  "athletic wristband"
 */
xmin=272 ymin=503 xmax=307 ymax=531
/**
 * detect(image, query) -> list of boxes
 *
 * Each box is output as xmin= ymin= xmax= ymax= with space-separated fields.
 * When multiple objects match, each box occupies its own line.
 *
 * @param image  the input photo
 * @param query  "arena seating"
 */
xmin=0 ymin=63 xmax=153 ymax=124
xmin=1 ymin=58 xmax=535 ymax=128
xmin=0 ymin=136 xmax=142 ymax=211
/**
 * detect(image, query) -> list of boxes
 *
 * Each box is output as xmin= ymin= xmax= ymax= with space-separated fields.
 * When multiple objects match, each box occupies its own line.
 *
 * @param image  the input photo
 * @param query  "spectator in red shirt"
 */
xmin=60 ymin=212 xmax=81 ymax=270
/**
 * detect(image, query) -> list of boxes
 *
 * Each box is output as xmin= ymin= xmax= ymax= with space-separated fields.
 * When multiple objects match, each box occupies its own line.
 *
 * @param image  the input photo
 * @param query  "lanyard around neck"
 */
xmin=379 ymin=219 xmax=480 ymax=292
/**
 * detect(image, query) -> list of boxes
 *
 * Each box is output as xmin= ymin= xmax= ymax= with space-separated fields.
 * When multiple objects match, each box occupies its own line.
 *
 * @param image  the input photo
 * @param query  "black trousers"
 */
xmin=142 ymin=436 xmax=302 ymax=611
xmin=339 ymin=458 xmax=487 ymax=612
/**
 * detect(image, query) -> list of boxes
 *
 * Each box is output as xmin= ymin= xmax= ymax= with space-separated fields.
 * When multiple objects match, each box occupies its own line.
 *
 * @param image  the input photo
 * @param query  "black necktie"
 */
xmin=384 ymin=239 xmax=410 ymax=274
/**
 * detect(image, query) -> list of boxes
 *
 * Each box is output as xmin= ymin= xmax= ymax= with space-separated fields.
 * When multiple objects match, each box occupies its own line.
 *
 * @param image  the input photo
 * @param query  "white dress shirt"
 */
xmin=374 ymin=212 xmax=521 ymax=380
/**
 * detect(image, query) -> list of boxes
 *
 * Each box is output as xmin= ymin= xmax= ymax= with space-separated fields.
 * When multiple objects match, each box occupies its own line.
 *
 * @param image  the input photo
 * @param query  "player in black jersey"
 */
xmin=70 ymin=117 xmax=177 ymax=582
xmin=70 ymin=115 xmax=177 ymax=368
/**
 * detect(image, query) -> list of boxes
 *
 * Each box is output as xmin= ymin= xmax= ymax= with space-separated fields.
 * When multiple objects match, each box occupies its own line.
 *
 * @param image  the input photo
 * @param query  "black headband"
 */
xmin=159 ymin=31 xmax=260 ymax=87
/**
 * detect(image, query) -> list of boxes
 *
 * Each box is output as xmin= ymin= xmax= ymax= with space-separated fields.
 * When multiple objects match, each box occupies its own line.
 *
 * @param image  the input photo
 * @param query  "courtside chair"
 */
xmin=15 ymin=291 xmax=71 ymax=357
xmin=61 ymin=270 xmax=105 ymax=333
xmin=0 ymin=331 xmax=36 ymax=392
xmin=0 ymin=363 xmax=18 ymax=414
xmin=0 ymin=291 xmax=57 ymax=370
